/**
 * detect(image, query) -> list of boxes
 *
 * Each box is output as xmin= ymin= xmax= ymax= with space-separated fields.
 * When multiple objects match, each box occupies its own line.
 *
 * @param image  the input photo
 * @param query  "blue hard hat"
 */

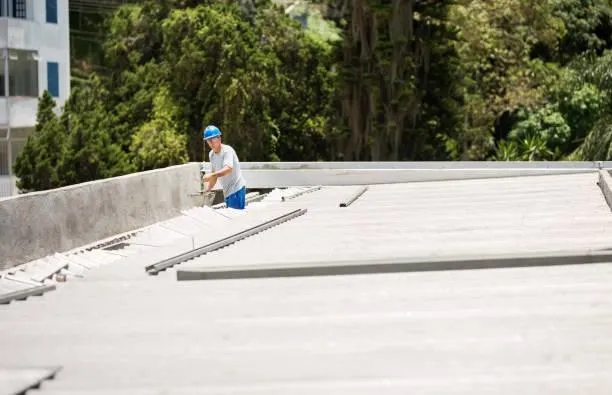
xmin=203 ymin=125 xmax=222 ymax=140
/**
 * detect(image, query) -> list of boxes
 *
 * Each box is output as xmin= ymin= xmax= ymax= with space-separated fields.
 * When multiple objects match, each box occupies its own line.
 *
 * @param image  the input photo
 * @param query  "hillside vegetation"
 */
xmin=14 ymin=0 xmax=612 ymax=192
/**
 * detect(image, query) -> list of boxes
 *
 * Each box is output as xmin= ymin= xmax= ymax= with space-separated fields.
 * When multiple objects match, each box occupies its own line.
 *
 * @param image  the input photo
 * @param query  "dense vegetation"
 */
xmin=13 ymin=0 xmax=612 ymax=192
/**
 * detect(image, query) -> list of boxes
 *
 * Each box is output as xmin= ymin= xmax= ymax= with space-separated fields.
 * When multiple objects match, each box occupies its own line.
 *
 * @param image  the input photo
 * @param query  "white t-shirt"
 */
xmin=209 ymin=144 xmax=246 ymax=197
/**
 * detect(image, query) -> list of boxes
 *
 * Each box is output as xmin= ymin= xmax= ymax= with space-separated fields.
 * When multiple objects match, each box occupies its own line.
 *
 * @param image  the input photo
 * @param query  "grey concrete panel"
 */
xmin=178 ymin=173 xmax=612 ymax=274
xmin=598 ymin=169 xmax=612 ymax=211
xmin=3 ymin=173 xmax=612 ymax=393
xmin=176 ymin=250 xmax=612 ymax=281
xmin=25 ymin=257 xmax=69 ymax=283
xmin=209 ymin=161 xmax=612 ymax=170
xmin=237 ymin=168 xmax=598 ymax=187
xmin=3 ymin=262 xmax=612 ymax=393
xmin=0 ymin=163 xmax=202 ymax=271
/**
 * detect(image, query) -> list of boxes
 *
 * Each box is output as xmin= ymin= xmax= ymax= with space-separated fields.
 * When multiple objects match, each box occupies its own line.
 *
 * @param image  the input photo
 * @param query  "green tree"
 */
xmin=13 ymin=91 xmax=66 ymax=192
xmin=161 ymin=1 xmax=338 ymax=161
xmin=508 ymin=104 xmax=570 ymax=158
xmin=449 ymin=0 xmax=566 ymax=159
xmin=331 ymin=0 xmax=465 ymax=160
xmin=548 ymin=0 xmax=612 ymax=63
xmin=59 ymin=77 xmax=133 ymax=184
xmin=130 ymin=87 xmax=189 ymax=170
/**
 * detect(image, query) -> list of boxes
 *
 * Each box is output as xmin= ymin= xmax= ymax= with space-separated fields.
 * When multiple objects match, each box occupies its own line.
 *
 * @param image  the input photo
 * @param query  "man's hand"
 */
xmin=203 ymin=172 xmax=217 ymax=192
xmin=203 ymin=173 xmax=217 ymax=183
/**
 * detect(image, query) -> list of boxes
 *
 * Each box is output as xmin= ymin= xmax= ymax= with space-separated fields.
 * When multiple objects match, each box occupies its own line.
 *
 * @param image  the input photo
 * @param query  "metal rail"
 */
xmin=339 ymin=186 xmax=368 ymax=207
xmin=0 ymin=283 xmax=56 ymax=305
xmin=0 ymin=366 xmax=62 ymax=395
xmin=281 ymin=186 xmax=322 ymax=201
xmin=145 ymin=208 xmax=307 ymax=275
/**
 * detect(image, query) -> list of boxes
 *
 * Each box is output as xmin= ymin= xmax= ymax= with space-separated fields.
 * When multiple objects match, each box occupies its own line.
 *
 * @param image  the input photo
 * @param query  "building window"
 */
xmin=0 ymin=0 xmax=27 ymax=18
xmin=0 ymin=50 xmax=39 ymax=97
xmin=46 ymin=0 xmax=57 ymax=23
xmin=12 ymin=0 xmax=26 ymax=19
xmin=47 ymin=62 xmax=59 ymax=97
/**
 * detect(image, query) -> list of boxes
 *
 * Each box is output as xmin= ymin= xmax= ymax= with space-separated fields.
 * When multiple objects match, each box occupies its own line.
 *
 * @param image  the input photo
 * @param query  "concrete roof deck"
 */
xmin=180 ymin=172 xmax=612 ymax=273
xmin=2 ymin=173 xmax=612 ymax=394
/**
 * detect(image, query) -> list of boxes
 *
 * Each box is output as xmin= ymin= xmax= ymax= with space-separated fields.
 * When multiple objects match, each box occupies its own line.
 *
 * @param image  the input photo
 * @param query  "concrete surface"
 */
xmin=598 ymin=169 xmax=612 ymax=211
xmin=2 ymin=173 xmax=612 ymax=393
xmin=0 ymin=163 xmax=202 ymax=270
xmin=2 ymin=258 xmax=612 ymax=394
xmin=179 ymin=173 xmax=612 ymax=272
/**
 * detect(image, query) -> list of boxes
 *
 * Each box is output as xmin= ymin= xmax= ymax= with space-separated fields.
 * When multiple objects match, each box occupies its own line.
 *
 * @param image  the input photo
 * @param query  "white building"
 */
xmin=0 ymin=0 xmax=70 ymax=197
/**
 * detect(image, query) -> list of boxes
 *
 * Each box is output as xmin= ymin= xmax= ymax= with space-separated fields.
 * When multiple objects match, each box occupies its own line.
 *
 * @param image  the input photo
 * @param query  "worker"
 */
xmin=202 ymin=125 xmax=247 ymax=209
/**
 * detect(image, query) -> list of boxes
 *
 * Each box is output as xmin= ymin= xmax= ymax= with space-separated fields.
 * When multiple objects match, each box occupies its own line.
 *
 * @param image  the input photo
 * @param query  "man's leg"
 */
xmin=225 ymin=186 xmax=246 ymax=209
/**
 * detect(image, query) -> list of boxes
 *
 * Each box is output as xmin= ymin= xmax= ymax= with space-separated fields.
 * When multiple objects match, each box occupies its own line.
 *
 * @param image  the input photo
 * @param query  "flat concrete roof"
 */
xmin=2 ymin=173 xmax=612 ymax=394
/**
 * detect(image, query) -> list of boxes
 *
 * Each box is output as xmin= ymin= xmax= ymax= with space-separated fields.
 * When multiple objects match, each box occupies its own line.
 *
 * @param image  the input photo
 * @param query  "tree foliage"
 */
xmin=14 ymin=0 xmax=612 ymax=192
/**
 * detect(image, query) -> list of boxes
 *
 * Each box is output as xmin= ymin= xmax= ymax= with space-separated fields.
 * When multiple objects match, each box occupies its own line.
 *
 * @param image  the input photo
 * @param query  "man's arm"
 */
xmin=204 ymin=165 xmax=232 ymax=181
xmin=212 ymin=165 xmax=232 ymax=177
xmin=204 ymin=150 xmax=236 ymax=188
xmin=203 ymin=165 xmax=233 ymax=191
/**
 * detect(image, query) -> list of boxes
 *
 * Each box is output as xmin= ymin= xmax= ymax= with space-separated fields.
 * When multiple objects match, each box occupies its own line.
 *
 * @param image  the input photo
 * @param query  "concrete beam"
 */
xmin=598 ymin=169 xmax=612 ymax=212
xmin=236 ymin=168 xmax=598 ymax=187
xmin=198 ymin=160 xmax=612 ymax=188
xmin=176 ymin=249 xmax=612 ymax=281
xmin=228 ymin=161 xmax=612 ymax=170
xmin=0 ymin=163 xmax=202 ymax=270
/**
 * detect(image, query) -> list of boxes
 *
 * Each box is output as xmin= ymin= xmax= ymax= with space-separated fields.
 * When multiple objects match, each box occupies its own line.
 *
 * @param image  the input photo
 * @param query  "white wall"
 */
xmin=0 ymin=0 xmax=70 ymax=126
xmin=32 ymin=0 xmax=70 ymax=105
xmin=0 ymin=174 xmax=15 ymax=197
xmin=0 ymin=97 xmax=37 ymax=127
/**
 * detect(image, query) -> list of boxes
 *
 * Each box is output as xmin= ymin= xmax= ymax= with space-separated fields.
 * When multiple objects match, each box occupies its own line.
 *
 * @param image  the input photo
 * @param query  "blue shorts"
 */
xmin=225 ymin=186 xmax=246 ymax=209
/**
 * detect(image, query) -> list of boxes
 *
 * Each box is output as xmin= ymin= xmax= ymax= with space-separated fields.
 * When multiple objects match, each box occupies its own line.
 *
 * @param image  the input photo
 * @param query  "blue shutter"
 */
xmin=47 ymin=62 xmax=59 ymax=97
xmin=46 ymin=0 xmax=57 ymax=23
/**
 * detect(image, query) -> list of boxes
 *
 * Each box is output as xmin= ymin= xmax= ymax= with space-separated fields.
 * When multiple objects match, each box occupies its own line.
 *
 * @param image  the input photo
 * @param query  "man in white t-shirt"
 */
xmin=202 ymin=125 xmax=247 ymax=209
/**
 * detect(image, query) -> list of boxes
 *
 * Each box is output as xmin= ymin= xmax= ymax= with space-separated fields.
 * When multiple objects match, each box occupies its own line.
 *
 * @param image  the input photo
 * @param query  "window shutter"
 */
xmin=46 ymin=0 xmax=57 ymax=23
xmin=47 ymin=62 xmax=59 ymax=97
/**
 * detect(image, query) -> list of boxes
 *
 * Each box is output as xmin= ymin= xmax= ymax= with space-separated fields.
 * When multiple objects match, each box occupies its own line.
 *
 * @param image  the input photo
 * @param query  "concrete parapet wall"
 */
xmin=598 ymin=170 xmax=612 ymax=212
xmin=227 ymin=161 xmax=612 ymax=170
xmin=0 ymin=163 xmax=202 ymax=270
xmin=204 ymin=161 xmax=610 ymax=188
xmin=236 ymin=168 xmax=599 ymax=187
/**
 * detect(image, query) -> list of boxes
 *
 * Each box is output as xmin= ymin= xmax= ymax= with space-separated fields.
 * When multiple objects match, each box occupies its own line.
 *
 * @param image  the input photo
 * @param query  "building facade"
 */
xmin=0 ymin=0 xmax=70 ymax=197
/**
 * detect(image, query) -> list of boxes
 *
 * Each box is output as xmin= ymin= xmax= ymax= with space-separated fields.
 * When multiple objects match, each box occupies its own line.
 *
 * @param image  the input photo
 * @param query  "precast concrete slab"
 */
xmin=228 ymin=160 xmax=612 ymax=170
xmin=179 ymin=173 xmax=612 ymax=273
xmin=2 ymin=261 xmax=612 ymax=394
xmin=3 ymin=173 xmax=612 ymax=394
xmin=236 ymin=168 xmax=601 ymax=188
